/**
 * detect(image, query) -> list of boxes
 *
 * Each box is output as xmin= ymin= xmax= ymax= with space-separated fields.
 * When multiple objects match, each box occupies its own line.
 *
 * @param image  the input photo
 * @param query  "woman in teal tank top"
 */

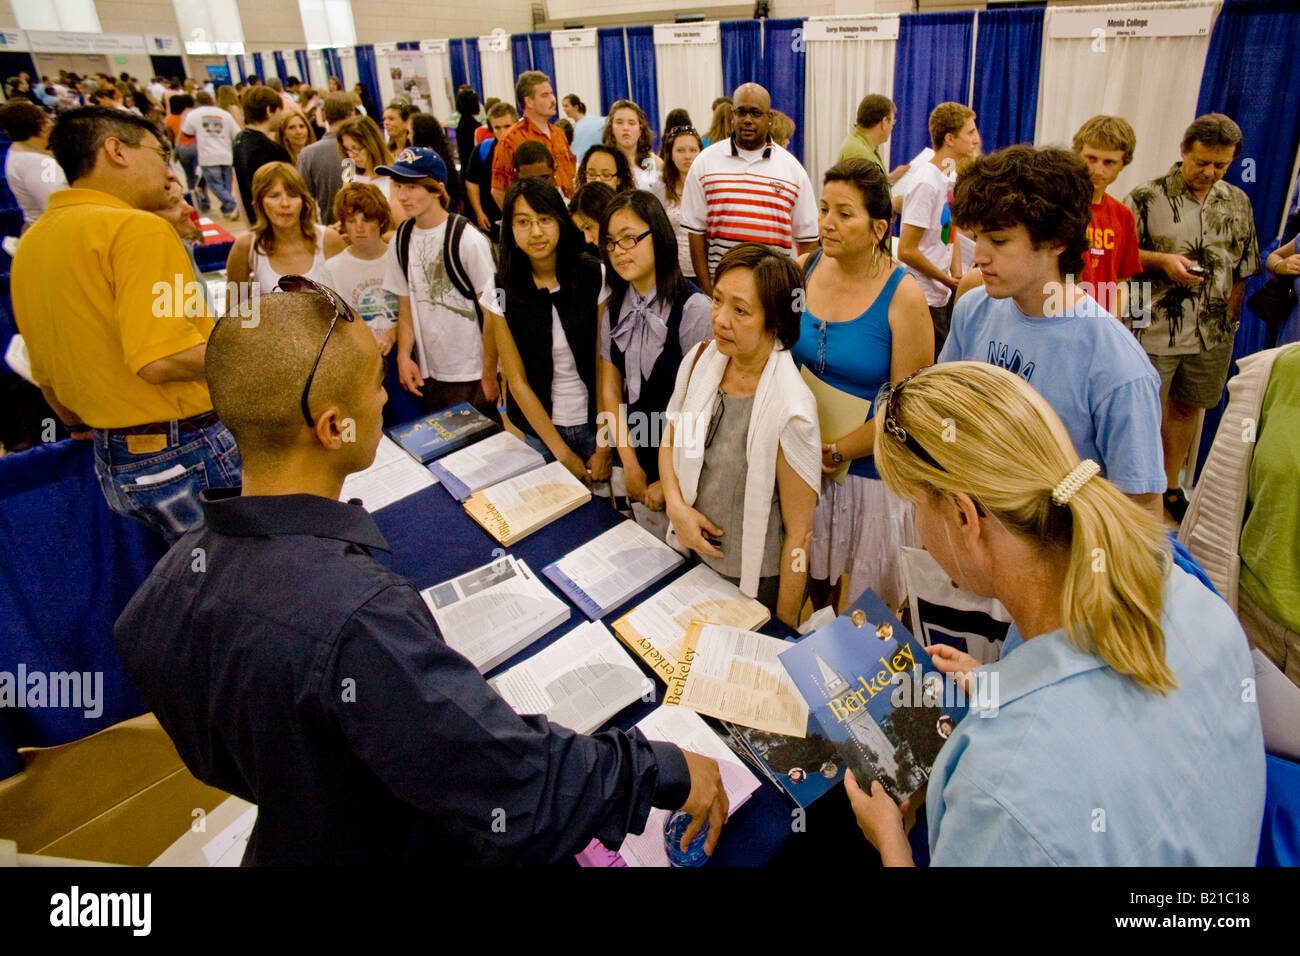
xmin=790 ymin=159 xmax=934 ymax=612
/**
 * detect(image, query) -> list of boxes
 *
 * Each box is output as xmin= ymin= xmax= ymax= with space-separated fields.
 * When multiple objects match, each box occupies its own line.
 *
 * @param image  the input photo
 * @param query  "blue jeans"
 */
xmin=200 ymin=164 xmax=237 ymax=215
xmin=176 ymin=143 xmax=204 ymax=209
xmin=93 ymin=416 xmax=242 ymax=542
xmin=522 ymin=423 xmax=597 ymax=463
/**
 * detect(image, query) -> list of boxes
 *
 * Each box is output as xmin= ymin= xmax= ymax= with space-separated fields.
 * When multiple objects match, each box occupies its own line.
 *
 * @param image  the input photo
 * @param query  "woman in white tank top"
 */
xmin=225 ymin=161 xmax=345 ymax=295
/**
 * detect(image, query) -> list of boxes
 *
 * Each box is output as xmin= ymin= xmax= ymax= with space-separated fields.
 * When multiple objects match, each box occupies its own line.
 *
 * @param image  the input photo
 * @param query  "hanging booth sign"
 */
xmin=1048 ymin=6 xmax=1215 ymax=38
xmin=479 ymin=32 xmax=509 ymax=54
xmin=375 ymin=42 xmax=397 ymax=55
xmin=420 ymin=39 xmax=448 ymax=53
xmin=802 ymin=16 xmax=901 ymax=42
xmin=550 ymin=28 xmax=595 ymax=48
xmin=652 ymin=22 xmax=720 ymax=46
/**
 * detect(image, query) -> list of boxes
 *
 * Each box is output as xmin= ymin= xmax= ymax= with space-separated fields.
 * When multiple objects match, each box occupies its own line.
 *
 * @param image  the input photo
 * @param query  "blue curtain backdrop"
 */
xmin=464 ymin=38 xmax=484 ymax=99
xmin=598 ymin=28 xmax=628 ymax=115
xmin=721 ymin=19 xmax=762 ymax=95
xmin=529 ymin=33 xmax=555 ymax=85
xmin=294 ymin=49 xmax=310 ymax=83
xmin=971 ymin=7 xmax=1043 ymax=151
xmin=251 ymin=51 xmax=265 ymax=81
xmin=355 ymin=45 xmax=383 ymax=120
xmin=323 ymin=47 xmax=343 ymax=85
xmin=760 ymin=19 xmax=806 ymax=162
xmin=272 ymin=50 xmax=288 ymax=83
xmin=624 ymin=26 xmax=660 ymax=138
xmin=1192 ymin=0 xmax=1300 ymax=474
xmin=511 ymin=34 xmax=532 ymax=78
xmin=234 ymin=56 xmax=246 ymax=83
xmin=892 ymin=12 xmax=976 ymax=166
xmin=449 ymin=38 xmax=467 ymax=93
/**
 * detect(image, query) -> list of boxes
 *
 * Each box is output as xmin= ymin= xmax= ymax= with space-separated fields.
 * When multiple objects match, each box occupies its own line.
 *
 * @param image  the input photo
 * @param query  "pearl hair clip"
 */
xmin=1051 ymin=459 xmax=1100 ymax=506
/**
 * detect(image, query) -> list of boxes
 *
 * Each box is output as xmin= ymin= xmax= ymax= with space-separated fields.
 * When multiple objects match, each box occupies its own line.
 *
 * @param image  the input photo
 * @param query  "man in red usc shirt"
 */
xmin=1072 ymin=115 xmax=1142 ymax=320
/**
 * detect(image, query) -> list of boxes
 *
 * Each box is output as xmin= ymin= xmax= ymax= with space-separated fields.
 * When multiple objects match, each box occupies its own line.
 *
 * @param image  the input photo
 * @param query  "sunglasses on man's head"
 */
xmin=277 ymin=275 xmax=357 ymax=428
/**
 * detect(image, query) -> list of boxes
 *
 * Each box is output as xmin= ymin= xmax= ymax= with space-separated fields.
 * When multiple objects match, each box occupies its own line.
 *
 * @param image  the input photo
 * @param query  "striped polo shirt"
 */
xmin=680 ymin=136 xmax=818 ymax=277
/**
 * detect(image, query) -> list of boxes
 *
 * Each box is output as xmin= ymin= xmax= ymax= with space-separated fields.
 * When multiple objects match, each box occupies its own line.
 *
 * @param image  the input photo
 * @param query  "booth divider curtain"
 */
xmin=422 ymin=44 xmax=454 ymax=119
xmin=892 ymin=12 xmax=976 ymax=170
xmin=972 ymin=7 xmax=1044 ymax=151
xmin=654 ymin=27 xmax=720 ymax=144
xmin=295 ymin=49 xmax=311 ymax=84
xmin=803 ymin=20 xmax=895 ymax=191
xmin=529 ymin=33 xmax=555 ymax=84
xmin=339 ymin=50 xmax=361 ymax=95
xmin=355 ymin=45 xmax=383 ymax=118
xmin=323 ymin=47 xmax=343 ymax=86
xmin=449 ymin=39 xmax=467 ymax=93
xmin=251 ymin=51 xmax=265 ymax=81
xmin=231 ymin=55 xmax=245 ymax=83
xmin=308 ymin=50 xmax=328 ymax=90
xmin=760 ymin=19 xmax=806 ymax=162
xmin=598 ymin=28 xmax=629 ymax=115
xmin=1192 ymin=0 xmax=1300 ymax=474
xmin=511 ymin=34 xmax=532 ymax=78
xmin=721 ymin=19 xmax=761 ymax=94
xmin=375 ymin=47 xmax=395 ymax=105
xmin=1035 ymin=1 xmax=1218 ymax=202
xmin=478 ymin=39 xmax=517 ymax=105
xmin=552 ymin=31 xmax=601 ymax=121
xmin=464 ymin=37 xmax=484 ymax=99
xmin=624 ymin=26 xmax=659 ymax=136
xmin=272 ymin=51 xmax=288 ymax=83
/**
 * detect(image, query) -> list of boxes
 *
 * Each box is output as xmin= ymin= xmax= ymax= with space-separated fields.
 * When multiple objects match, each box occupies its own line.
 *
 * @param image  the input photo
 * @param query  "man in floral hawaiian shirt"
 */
xmin=1125 ymin=113 xmax=1258 ymax=523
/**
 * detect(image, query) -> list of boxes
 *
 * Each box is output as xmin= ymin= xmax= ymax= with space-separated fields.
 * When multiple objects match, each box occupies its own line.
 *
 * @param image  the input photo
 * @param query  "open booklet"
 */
xmin=338 ymin=435 xmax=438 ymax=512
xmin=575 ymin=706 xmax=761 ymax=867
xmin=543 ymin=519 xmax=685 ymax=619
xmin=665 ymin=623 xmax=808 ymax=738
xmin=611 ymin=564 xmax=770 ymax=683
xmin=488 ymin=620 xmax=653 ymax=735
xmin=427 ymin=430 xmax=547 ymax=502
xmin=464 ymin=461 xmax=592 ymax=546
xmin=420 ymin=555 xmax=568 ymax=674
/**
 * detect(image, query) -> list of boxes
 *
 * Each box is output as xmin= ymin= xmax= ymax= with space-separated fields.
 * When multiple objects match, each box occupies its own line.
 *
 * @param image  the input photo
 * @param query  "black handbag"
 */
xmin=1246 ymin=273 xmax=1298 ymax=325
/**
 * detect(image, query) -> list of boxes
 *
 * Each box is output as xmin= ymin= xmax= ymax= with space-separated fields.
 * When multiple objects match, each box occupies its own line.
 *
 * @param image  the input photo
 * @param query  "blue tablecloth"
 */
xmin=364 ymin=479 xmax=805 ymax=866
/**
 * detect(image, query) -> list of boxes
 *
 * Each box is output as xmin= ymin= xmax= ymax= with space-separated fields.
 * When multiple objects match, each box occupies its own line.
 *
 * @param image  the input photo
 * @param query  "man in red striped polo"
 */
xmin=681 ymin=83 xmax=818 ymax=295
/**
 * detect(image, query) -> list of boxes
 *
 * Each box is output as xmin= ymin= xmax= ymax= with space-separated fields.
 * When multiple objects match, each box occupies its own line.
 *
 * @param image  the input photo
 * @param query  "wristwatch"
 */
xmin=829 ymin=443 xmax=844 ymax=465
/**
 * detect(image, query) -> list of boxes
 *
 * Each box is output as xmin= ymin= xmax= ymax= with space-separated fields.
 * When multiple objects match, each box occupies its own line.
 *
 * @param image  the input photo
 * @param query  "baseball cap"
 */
xmin=375 ymin=147 xmax=447 ymax=183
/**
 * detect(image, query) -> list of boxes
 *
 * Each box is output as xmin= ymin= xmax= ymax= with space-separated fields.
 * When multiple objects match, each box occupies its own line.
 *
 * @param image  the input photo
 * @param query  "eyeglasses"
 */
xmin=513 ymin=215 xmax=557 ymax=231
xmin=585 ymin=169 xmax=619 ymax=183
xmin=705 ymin=390 xmax=725 ymax=448
xmin=278 ymin=275 xmax=357 ymax=427
xmin=605 ymin=229 xmax=651 ymax=252
xmin=128 ymin=139 xmax=170 ymax=163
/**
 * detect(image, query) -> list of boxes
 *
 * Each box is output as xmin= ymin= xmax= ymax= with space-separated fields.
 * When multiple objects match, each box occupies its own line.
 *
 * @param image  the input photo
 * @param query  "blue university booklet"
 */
xmin=779 ymin=590 xmax=968 ymax=803
xmin=387 ymin=403 xmax=500 ymax=464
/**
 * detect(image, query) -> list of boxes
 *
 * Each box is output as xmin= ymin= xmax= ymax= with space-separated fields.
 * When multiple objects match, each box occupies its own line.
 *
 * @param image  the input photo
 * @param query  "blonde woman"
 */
xmin=846 ymin=361 xmax=1265 ymax=866
xmin=337 ymin=115 xmax=405 ymax=225
xmin=225 ymin=162 xmax=344 ymax=291
xmin=277 ymin=110 xmax=315 ymax=164
xmin=215 ymin=85 xmax=243 ymax=126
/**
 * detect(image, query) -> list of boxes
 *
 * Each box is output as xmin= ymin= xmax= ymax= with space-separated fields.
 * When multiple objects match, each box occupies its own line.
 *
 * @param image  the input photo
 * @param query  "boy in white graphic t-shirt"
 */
xmin=379 ymin=147 xmax=500 ymax=421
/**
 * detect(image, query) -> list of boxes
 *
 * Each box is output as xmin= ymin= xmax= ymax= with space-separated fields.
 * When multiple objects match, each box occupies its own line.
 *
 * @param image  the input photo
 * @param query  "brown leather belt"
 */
xmin=108 ymin=409 xmax=221 ymax=436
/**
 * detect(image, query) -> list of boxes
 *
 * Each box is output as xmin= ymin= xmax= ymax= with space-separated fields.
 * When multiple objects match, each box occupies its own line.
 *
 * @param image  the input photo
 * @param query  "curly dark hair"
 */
xmin=950 ymin=145 xmax=1091 ymax=279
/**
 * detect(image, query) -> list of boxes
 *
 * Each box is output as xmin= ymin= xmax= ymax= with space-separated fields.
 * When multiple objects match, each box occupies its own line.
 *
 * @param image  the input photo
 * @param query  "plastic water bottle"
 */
xmin=663 ymin=811 xmax=710 ymax=867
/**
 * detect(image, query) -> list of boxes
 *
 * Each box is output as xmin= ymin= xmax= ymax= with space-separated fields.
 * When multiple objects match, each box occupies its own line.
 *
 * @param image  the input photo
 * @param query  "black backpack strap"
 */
xmin=442 ymin=213 xmax=476 ymax=304
xmin=395 ymin=217 xmax=416 ymax=278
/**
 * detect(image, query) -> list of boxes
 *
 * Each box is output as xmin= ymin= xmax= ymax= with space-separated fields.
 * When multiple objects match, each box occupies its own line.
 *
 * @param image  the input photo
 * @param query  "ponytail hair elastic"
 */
xmin=1052 ymin=459 xmax=1100 ymax=506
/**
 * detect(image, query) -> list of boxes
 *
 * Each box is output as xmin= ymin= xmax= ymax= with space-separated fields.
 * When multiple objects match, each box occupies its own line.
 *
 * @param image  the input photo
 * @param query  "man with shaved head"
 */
xmin=114 ymin=285 xmax=729 ymax=865
xmin=680 ymin=82 xmax=818 ymax=293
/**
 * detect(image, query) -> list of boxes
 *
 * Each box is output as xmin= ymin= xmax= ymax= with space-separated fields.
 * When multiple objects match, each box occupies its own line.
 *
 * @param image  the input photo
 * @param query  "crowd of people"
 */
xmin=7 ymin=59 xmax=1297 ymax=867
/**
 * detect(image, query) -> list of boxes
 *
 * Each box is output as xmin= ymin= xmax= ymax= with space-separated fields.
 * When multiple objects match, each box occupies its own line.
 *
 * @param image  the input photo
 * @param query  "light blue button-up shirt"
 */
xmin=927 ymin=565 xmax=1265 ymax=865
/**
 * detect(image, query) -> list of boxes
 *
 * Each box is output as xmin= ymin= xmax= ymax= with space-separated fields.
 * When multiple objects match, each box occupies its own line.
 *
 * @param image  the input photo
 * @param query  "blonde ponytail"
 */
xmin=873 ymin=362 xmax=1175 ymax=693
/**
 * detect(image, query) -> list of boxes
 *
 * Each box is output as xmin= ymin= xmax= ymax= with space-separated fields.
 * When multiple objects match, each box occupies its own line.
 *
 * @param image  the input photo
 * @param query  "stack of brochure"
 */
xmin=575 ymin=706 xmax=761 ymax=867
xmin=420 ymin=555 xmax=568 ymax=673
xmin=611 ymin=564 xmax=769 ymax=683
xmin=427 ymin=431 xmax=546 ymax=502
xmin=387 ymin=403 xmax=499 ymax=464
xmin=488 ymin=621 xmax=653 ymax=734
xmin=463 ymin=461 xmax=591 ymax=545
xmin=543 ymin=520 xmax=685 ymax=619
xmin=338 ymin=435 xmax=437 ymax=512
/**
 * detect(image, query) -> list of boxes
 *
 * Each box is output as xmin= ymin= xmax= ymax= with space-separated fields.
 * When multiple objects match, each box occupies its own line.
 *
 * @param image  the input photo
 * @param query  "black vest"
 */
xmin=608 ymin=281 xmax=700 ymax=481
xmin=501 ymin=253 xmax=603 ymax=439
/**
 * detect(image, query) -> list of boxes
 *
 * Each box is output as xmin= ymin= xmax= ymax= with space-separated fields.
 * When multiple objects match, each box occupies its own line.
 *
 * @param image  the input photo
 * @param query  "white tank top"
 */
xmin=249 ymin=223 xmax=333 ymax=291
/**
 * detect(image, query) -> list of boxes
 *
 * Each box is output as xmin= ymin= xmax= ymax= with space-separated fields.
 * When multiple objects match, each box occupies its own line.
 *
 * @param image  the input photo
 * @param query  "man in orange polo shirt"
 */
xmin=490 ymin=70 xmax=575 ymax=206
xmin=12 ymin=106 xmax=241 ymax=540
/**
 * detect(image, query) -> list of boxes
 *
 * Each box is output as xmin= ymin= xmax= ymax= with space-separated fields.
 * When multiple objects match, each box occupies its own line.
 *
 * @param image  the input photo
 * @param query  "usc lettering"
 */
xmin=1087 ymin=225 xmax=1116 ymax=251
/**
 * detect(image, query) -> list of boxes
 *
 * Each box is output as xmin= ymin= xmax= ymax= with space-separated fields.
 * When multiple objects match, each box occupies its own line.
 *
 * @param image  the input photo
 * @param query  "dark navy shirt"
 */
xmin=114 ymin=489 xmax=690 ymax=865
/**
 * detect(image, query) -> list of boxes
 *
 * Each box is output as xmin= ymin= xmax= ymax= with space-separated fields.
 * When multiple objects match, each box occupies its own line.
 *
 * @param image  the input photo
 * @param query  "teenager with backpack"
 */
xmin=597 ymin=190 xmax=712 ymax=536
xmin=379 ymin=147 xmax=501 ymax=420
